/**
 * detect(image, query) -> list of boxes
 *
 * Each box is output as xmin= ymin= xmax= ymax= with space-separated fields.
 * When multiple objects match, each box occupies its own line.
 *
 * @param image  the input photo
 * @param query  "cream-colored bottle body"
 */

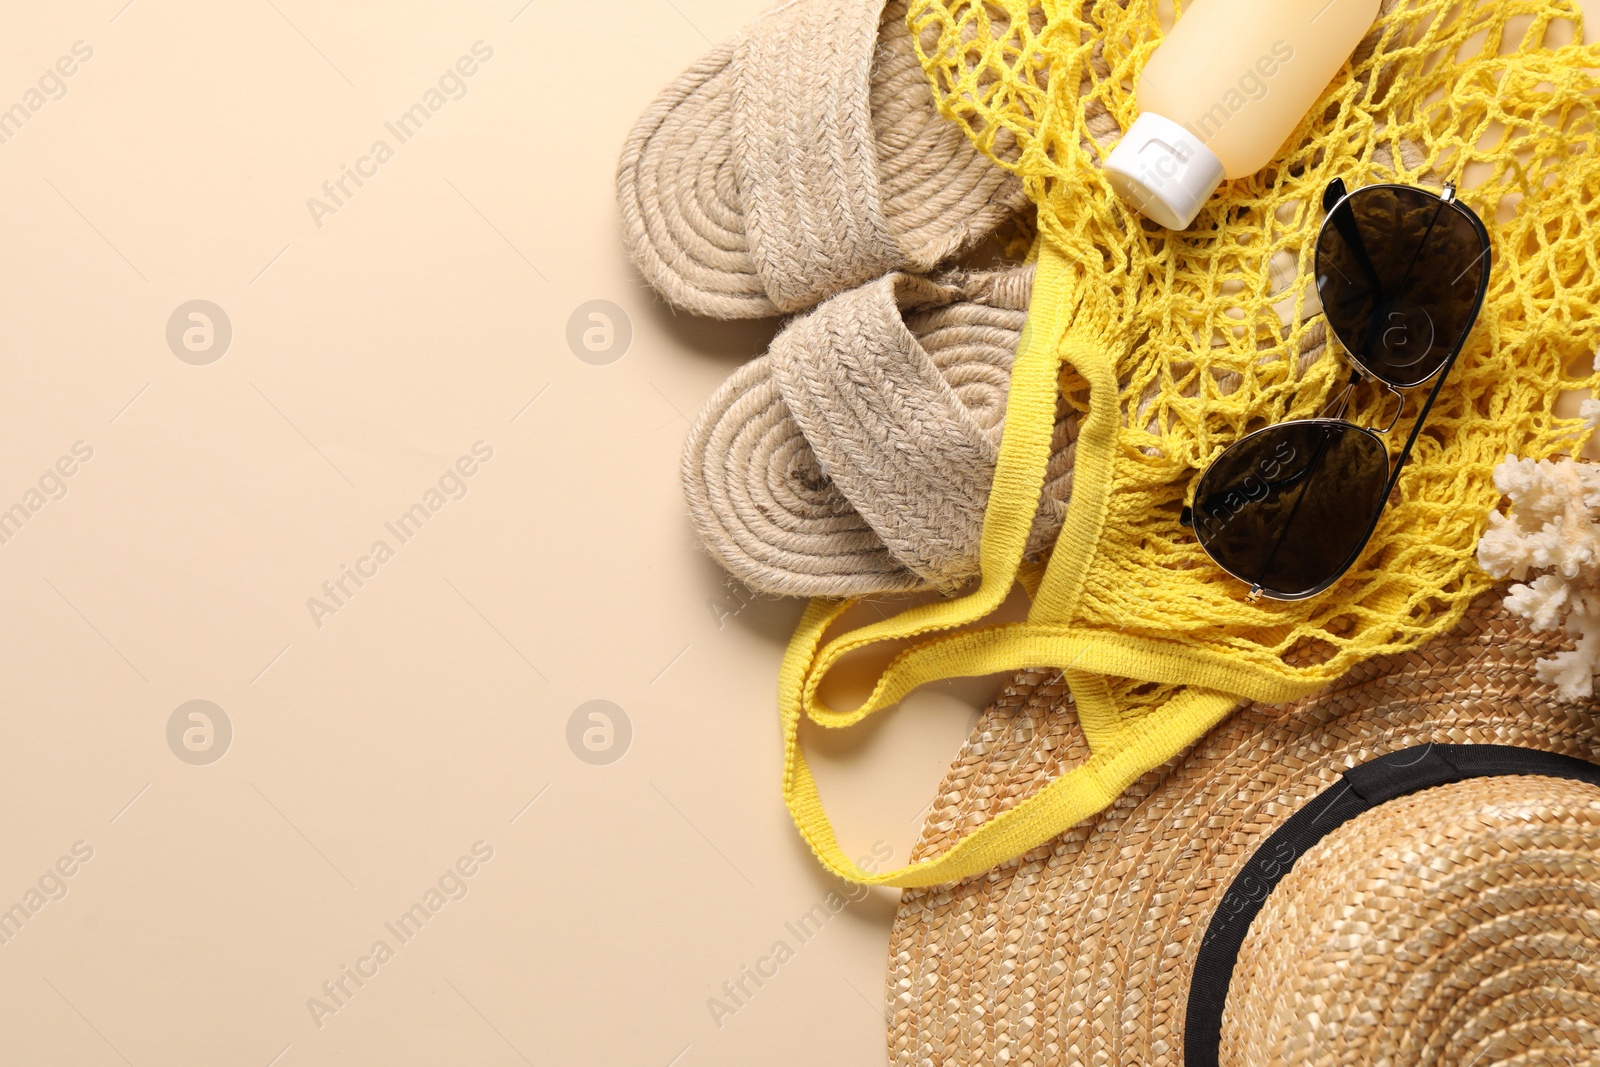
xmin=1105 ymin=0 xmax=1381 ymax=228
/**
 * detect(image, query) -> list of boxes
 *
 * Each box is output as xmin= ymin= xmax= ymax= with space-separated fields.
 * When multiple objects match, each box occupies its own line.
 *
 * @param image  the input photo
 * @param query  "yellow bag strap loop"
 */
xmin=779 ymin=590 xmax=1241 ymax=887
xmin=807 ymin=618 xmax=1333 ymax=721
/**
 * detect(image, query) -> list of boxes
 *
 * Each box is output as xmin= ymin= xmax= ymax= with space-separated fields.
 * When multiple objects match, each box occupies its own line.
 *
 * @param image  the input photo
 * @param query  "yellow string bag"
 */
xmin=778 ymin=0 xmax=1600 ymax=887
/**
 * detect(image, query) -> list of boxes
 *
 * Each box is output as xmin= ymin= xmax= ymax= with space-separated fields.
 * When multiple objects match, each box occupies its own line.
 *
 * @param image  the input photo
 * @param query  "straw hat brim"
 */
xmin=887 ymin=593 xmax=1600 ymax=1066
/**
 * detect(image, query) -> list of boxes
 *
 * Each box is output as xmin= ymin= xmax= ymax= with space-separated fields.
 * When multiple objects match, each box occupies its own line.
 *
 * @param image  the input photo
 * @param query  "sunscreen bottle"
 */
xmin=1105 ymin=0 xmax=1382 ymax=229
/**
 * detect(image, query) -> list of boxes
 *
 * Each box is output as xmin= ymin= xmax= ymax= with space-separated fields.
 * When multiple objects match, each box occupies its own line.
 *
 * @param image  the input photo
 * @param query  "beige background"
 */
xmin=1 ymin=2 xmax=1593 ymax=1065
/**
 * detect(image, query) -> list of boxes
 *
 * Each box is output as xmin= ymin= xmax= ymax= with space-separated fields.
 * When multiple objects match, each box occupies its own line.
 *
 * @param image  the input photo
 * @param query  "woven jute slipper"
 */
xmin=616 ymin=0 xmax=1030 ymax=319
xmin=682 ymin=265 xmax=1080 ymax=599
xmin=887 ymin=594 xmax=1600 ymax=1066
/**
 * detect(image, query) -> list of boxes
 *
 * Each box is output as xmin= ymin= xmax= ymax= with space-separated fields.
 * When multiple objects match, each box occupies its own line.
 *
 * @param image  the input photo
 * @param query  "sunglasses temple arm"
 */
xmin=1378 ymin=344 xmax=1462 ymax=504
xmin=1373 ymin=194 xmax=1490 ymax=506
xmin=1329 ymin=200 xmax=1386 ymax=303
xmin=1306 ymin=359 xmax=1461 ymax=599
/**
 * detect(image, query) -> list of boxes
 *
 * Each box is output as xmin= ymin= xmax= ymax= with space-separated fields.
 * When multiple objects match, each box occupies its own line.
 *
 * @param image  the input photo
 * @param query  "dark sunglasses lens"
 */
xmin=1315 ymin=186 xmax=1488 ymax=388
xmin=1191 ymin=421 xmax=1389 ymax=598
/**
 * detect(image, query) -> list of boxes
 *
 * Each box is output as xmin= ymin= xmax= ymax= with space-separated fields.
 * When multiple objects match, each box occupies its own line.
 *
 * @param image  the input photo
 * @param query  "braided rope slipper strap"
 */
xmin=769 ymin=272 xmax=1044 ymax=590
xmin=617 ymin=0 xmax=1025 ymax=318
xmin=731 ymin=0 xmax=903 ymax=314
xmin=683 ymin=266 xmax=1072 ymax=600
xmin=682 ymin=356 xmax=925 ymax=600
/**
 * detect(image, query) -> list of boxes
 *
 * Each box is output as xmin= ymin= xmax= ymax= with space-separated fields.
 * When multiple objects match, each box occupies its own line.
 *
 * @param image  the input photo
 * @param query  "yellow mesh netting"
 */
xmin=909 ymin=0 xmax=1600 ymax=688
xmin=775 ymin=0 xmax=1600 ymax=888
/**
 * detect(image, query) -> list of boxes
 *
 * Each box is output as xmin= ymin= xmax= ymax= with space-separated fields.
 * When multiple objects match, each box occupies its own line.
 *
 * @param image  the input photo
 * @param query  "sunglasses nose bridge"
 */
xmin=1374 ymin=381 xmax=1406 ymax=434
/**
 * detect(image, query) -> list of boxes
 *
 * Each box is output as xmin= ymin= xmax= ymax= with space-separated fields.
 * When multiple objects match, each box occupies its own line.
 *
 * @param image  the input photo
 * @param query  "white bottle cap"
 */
xmin=1103 ymin=113 xmax=1227 ymax=230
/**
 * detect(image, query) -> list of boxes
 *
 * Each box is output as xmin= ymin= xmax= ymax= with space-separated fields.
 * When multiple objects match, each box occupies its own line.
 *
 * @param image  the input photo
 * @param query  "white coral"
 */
xmin=1478 ymin=454 xmax=1600 ymax=702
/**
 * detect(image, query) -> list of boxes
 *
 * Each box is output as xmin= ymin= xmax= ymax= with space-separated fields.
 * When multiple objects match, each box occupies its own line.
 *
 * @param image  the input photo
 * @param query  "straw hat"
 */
xmin=888 ymin=592 xmax=1600 ymax=1065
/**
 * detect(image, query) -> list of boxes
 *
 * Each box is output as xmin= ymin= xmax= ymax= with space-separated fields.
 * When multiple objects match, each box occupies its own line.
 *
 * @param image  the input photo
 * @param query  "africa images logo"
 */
xmin=305 ymin=41 xmax=494 ymax=229
xmin=305 ymin=841 xmax=494 ymax=1029
xmin=305 ymin=442 xmax=494 ymax=628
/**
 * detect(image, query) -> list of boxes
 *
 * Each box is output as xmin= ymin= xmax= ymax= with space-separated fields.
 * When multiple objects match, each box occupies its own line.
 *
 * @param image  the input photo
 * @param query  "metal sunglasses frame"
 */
xmin=1182 ymin=178 xmax=1493 ymax=602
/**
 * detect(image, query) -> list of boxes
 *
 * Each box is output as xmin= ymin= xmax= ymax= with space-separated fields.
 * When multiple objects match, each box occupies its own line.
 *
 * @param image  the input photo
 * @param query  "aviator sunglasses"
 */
xmin=1179 ymin=178 xmax=1492 ymax=601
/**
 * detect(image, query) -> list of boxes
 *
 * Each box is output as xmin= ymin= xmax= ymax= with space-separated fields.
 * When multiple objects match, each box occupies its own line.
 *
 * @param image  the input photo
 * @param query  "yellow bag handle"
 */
xmin=781 ymin=600 xmax=1241 ymax=887
xmin=778 ymin=241 xmax=1245 ymax=887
